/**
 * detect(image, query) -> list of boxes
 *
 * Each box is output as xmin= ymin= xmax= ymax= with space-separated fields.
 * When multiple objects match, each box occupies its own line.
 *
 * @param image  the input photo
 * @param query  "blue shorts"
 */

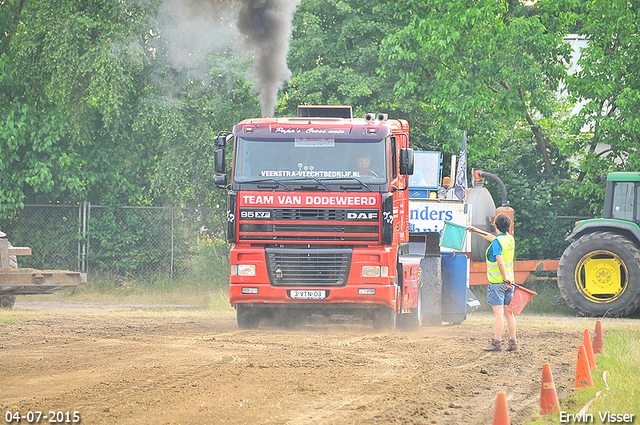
xmin=487 ymin=283 xmax=514 ymax=306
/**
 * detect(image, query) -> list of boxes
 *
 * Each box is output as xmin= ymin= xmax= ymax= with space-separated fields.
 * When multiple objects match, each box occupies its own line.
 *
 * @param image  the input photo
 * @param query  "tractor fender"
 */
xmin=567 ymin=219 xmax=640 ymax=246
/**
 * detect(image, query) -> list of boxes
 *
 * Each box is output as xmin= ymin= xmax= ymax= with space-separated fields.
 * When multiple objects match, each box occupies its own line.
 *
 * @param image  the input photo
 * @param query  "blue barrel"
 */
xmin=440 ymin=249 xmax=469 ymax=323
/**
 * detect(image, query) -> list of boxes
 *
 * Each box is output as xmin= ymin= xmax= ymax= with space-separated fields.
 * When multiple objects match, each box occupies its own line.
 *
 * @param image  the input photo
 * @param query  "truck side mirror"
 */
xmin=214 ymin=133 xmax=232 ymax=189
xmin=214 ymin=133 xmax=232 ymax=148
xmin=214 ymin=174 xmax=228 ymax=187
xmin=399 ymin=148 xmax=414 ymax=175
xmin=214 ymin=148 xmax=226 ymax=174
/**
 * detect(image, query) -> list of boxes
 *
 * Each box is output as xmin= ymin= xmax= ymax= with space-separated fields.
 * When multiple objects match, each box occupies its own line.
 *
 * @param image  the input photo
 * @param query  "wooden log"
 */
xmin=0 ymin=268 xmax=84 ymax=286
xmin=8 ymin=247 xmax=32 ymax=256
xmin=0 ymin=239 xmax=9 ymax=268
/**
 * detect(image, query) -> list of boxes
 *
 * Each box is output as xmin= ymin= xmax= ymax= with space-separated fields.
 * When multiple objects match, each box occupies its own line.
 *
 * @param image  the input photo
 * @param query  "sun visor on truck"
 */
xmin=233 ymin=123 xmax=391 ymax=141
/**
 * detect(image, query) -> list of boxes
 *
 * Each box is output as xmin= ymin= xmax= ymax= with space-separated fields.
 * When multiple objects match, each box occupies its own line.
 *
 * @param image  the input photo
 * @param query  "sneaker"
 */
xmin=506 ymin=338 xmax=518 ymax=352
xmin=483 ymin=338 xmax=503 ymax=352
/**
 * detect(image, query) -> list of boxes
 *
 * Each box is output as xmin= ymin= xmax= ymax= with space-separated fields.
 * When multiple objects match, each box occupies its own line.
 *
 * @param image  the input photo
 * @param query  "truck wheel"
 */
xmin=236 ymin=304 xmax=261 ymax=329
xmin=372 ymin=306 xmax=397 ymax=331
xmin=1 ymin=241 xmax=18 ymax=309
xmin=399 ymin=286 xmax=423 ymax=331
xmin=558 ymin=232 xmax=640 ymax=317
xmin=0 ymin=295 xmax=16 ymax=309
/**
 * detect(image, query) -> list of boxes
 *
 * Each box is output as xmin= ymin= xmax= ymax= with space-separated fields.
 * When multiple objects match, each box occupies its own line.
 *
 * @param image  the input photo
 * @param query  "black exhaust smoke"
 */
xmin=237 ymin=0 xmax=300 ymax=117
xmin=159 ymin=0 xmax=300 ymax=118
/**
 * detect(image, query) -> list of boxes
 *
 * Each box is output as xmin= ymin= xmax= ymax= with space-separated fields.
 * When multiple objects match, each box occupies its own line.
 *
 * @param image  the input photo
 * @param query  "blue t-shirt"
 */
xmin=486 ymin=233 xmax=508 ymax=262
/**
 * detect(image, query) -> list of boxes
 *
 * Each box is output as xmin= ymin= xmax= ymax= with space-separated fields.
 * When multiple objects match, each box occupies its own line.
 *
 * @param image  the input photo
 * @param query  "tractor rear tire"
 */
xmin=558 ymin=232 xmax=640 ymax=317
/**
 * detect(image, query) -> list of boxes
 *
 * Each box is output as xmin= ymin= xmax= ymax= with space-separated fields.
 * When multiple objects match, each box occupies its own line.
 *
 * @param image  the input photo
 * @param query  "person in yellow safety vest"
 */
xmin=469 ymin=213 xmax=517 ymax=353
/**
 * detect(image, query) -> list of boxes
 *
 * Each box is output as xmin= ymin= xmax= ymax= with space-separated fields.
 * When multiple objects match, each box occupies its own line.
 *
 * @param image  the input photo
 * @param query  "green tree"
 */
xmin=564 ymin=0 xmax=640 ymax=210
xmin=379 ymin=0 xmax=575 ymax=170
xmin=376 ymin=0 xmax=593 ymax=258
xmin=281 ymin=0 xmax=403 ymax=118
xmin=1 ymin=0 xmax=162 ymax=212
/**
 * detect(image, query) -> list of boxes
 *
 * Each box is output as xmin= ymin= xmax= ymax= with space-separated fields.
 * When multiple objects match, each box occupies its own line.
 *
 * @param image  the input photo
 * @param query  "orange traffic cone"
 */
xmin=583 ymin=330 xmax=597 ymax=370
xmin=573 ymin=345 xmax=594 ymax=389
xmin=492 ymin=391 xmax=510 ymax=425
xmin=539 ymin=363 xmax=560 ymax=415
xmin=593 ymin=320 xmax=604 ymax=354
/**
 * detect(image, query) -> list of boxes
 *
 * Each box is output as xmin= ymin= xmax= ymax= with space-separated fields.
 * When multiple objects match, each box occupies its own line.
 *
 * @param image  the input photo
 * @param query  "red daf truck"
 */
xmin=214 ymin=106 xmax=469 ymax=330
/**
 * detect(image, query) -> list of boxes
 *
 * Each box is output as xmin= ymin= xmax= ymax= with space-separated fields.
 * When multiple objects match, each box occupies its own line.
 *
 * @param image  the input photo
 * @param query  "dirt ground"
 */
xmin=1 ymin=302 xmax=589 ymax=425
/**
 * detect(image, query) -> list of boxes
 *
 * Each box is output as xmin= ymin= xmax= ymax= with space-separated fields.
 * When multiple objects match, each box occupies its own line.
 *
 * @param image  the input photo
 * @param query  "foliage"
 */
xmin=0 ymin=53 xmax=79 ymax=214
xmin=375 ymin=0 xmax=606 ymax=257
xmin=0 ymin=0 xmax=250 ymax=213
xmin=1 ymin=203 xmax=228 ymax=282
xmin=1 ymin=0 xmax=159 ymax=210
xmin=146 ymin=49 xmax=260 ymax=208
xmin=473 ymin=105 xmax=592 ymax=260
xmin=87 ymin=206 xmax=172 ymax=278
xmin=564 ymin=0 xmax=640 ymax=203
xmin=379 ymin=0 xmax=576 ymax=167
xmin=281 ymin=0 xmax=403 ymax=118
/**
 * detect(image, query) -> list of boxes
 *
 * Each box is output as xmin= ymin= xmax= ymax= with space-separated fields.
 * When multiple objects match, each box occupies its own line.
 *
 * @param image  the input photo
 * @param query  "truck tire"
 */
xmin=0 ymin=295 xmax=16 ymax=309
xmin=236 ymin=304 xmax=261 ymax=329
xmin=1 ymin=241 xmax=18 ymax=309
xmin=399 ymin=286 xmax=423 ymax=331
xmin=558 ymin=232 xmax=640 ymax=317
xmin=372 ymin=306 xmax=397 ymax=331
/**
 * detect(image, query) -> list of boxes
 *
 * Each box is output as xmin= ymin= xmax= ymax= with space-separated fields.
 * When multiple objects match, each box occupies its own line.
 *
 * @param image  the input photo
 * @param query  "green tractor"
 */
xmin=558 ymin=172 xmax=640 ymax=317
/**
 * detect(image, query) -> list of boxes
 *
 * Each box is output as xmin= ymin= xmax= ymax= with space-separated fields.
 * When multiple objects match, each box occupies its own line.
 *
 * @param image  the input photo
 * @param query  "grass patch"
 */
xmin=0 ymin=310 xmax=45 ymax=324
xmin=526 ymin=326 xmax=640 ymax=424
xmin=17 ymin=273 xmax=233 ymax=311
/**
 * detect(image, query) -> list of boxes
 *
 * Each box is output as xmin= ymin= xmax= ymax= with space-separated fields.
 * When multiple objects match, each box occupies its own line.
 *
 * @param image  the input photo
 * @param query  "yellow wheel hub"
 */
xmin=576 ymin=250 xmax=626 ymax=302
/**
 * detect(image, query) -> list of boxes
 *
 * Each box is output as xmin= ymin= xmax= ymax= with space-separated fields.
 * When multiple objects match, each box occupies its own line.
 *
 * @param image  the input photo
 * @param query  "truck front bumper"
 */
xmin=229 ymin=283 xmax=398 ymax=310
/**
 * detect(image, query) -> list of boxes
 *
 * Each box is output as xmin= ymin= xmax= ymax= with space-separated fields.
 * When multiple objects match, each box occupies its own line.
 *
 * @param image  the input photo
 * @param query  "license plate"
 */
xmin=289 ymin=290 xmax=327 ymax=300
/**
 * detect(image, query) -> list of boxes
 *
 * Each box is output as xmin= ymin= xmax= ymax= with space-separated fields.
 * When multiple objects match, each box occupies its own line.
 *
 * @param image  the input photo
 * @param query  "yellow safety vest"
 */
xmin=486 ymin=233 xmax=515 ymax=283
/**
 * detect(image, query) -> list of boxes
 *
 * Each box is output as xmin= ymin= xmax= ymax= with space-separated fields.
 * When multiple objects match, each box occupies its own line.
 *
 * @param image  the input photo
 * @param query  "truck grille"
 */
xmin=266 ymin=248 xmax=352 ymax=286
xmin=238 ymin=208 xmax=379 ymax=244
xmin=273 ymin=209 xmax=346 ymax=221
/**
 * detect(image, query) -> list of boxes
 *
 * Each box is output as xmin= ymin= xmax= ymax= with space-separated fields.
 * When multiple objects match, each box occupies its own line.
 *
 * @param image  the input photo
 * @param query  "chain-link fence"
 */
xmin=0 ymin=204 xmax=229 ymax=282
xmin=1 ymin=202 xmax=575 ymax=283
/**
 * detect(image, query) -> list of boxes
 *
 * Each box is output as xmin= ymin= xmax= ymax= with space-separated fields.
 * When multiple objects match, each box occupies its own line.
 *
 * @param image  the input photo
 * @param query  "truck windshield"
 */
xmin=233 ymin=137 xmax=388 ymax=184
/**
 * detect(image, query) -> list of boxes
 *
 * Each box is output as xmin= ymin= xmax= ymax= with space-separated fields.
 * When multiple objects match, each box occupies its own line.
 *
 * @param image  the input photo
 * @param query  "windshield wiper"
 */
xmin=338 ymin=178 xmax=373 ymax=192
xmin=283 ymin=177 xmax=332 ymax=191
xmin=240 ymin=179 xmax=292 ymax=190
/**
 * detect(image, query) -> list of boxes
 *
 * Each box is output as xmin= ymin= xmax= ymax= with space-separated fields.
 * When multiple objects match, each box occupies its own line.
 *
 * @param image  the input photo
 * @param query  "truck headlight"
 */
xmin=231 ymin=264 xmax=256 ymax=276
xmin=361 ymin=266 xmax=389 ymax=277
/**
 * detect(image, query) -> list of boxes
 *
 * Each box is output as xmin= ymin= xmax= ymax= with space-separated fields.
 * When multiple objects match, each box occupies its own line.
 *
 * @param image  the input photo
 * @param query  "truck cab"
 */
xmin=214 ymin=106 xmax=417 ymax=329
